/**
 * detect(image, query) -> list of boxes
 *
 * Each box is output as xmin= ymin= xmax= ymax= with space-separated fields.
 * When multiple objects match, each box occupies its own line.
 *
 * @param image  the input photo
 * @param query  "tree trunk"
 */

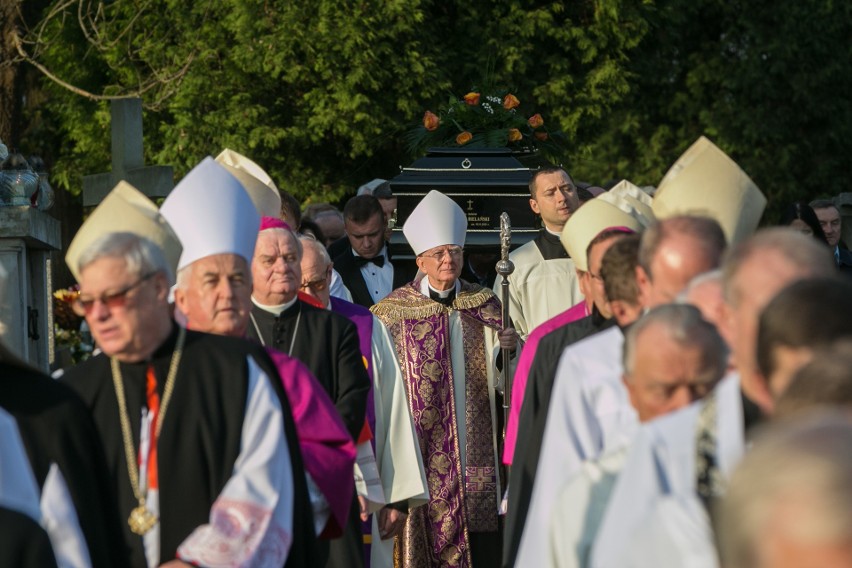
xmin=0 ymin=0 xmax=21 ymax=145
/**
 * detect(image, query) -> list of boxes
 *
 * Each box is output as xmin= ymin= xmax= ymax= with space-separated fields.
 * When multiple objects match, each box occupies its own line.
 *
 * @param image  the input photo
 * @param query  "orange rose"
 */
xmin=503 ymin=94 xmax=520 ymax=110
xmin=456 ymin=131 xmax=473 ymax=145
xmin=507 ymin=128 xmax=523 ymax=142
xmin=535 ymin=131 xmax=549 ymax=141
xmin=463 ymin=92 xmax=480 ymax=105
xmin=423 ymin=111 xmax=440 ymax=131
xmin=528 ymin=113 xmax=544 ymax=128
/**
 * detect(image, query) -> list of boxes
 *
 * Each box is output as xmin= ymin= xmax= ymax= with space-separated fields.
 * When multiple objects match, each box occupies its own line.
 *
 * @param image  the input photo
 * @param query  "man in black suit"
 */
xmin=811 ymin=198 xmax=852 ymax=273
xmin=333 ymin=195 xmax=410 ymax=307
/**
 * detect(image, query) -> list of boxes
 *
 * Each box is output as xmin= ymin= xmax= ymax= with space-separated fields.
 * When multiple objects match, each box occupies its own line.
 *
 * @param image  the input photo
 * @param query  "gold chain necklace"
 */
xmin=110 ymin=327 xmax=186 ymax=535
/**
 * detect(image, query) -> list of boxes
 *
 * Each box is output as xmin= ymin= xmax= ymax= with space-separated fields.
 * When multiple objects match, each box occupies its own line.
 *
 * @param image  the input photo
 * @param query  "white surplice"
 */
xmin=547 ymin=448 xmax=627 ymax=568
xmin=368 ymin=316 xmax=430 ymax=568
xmin=516 ymin=326 xmax=637 ymax=567
xmin=588 ymin=372 xmax=744 ymax=568
xmin=330 ymin=268 xmax=353 ymax=302
xmin=0 ymin=407 xmax=91 ymax=568
xmin=492 ymin=239 xmax=582 ymax=341
xmin=176 ymin=356 xmax=294 ymax=568
xmin=0 ymin=408 xmax=42 ymax=524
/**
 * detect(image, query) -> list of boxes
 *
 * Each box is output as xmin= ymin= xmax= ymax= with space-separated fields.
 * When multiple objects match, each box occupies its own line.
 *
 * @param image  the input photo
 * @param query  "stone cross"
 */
xmin=82 ymin=98 xmax=173 ymax=207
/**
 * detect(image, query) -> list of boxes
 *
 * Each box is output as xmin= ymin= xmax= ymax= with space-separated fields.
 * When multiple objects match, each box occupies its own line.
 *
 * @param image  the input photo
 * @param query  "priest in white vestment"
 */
xmin=516 ymin=215 xmax=727 ymax=566
xmin=589 ymin=228 xmax=836 ymax=568
xmin=493 ymin=167 xmax=582 ymax=340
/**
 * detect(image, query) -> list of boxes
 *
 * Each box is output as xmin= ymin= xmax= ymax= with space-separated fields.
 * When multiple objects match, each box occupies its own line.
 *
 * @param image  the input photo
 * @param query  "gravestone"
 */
xmin=82 ymin=98 xmax=173 ymax=206
xmin=0 ymin=206 xmax=60 ymax=371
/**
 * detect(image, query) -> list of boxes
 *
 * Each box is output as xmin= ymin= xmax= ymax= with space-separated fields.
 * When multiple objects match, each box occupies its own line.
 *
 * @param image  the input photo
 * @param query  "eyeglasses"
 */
xmin=72 ymin=272 xmax=155 ymax=316
xmin=420 ymin=247 xmax=463 ymax=261
xmin=300 ymin=276 xmax=328 ymax=293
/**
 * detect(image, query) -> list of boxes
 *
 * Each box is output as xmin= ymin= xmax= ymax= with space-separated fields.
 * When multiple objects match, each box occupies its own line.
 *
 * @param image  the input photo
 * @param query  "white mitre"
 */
xmin=606 ymin=179 xmax=656 ymax=228
xmin=560 ymin=193 xmax=645 ymax=272
xmin=66 ymin=181 xmax=182 ymax=283
xmin=160 ymin=157 xmax=260 ymax=269
xmin=403 ymin=190 xmax=467 ymax=255
xmin=653 ymin=136 xmax=766 ymax=245
xmin=214 ymin=148 xmax=282 ymax=218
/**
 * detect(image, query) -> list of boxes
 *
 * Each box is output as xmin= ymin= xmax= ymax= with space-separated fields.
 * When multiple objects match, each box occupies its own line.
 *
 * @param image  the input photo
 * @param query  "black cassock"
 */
xmin=0 ymin=343 xmax=124 ymax=567
xmin=62 ymin=325 xmax=321 ymax=568
xmin=248 ymin=300 xmax=371 ymax=568
xmin=503 ymin=310 xmax=614 ymax=568
xmin=0 ymin=506 xmax=58 ymax=568
xmin=247 ymin=300 xmax=370 ymax=440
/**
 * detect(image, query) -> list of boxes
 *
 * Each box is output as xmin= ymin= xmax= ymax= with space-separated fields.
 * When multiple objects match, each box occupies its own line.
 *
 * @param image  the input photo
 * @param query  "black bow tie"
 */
xmin=354 ymin=254 xmax=385 ymax=268
xmin=429 ymin=289 xmax=456 ymax=307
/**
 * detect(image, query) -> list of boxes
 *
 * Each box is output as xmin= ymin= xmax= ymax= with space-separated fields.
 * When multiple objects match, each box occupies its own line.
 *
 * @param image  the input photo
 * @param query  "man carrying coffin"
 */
xmin=62 ymin=167 xmax=297 ymax=568
xmin=159 ymin=159 xmax=356 ymax=546
xmin=372 ymin=190 xmax=518 ymax=568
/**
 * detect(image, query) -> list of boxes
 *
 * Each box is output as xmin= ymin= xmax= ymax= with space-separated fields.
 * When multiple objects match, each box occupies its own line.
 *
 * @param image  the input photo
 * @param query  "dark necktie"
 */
xmin=354 ymin=254 xmax=385 ymax=268
xmin=429 ymin=289 xmax=456 ymax=307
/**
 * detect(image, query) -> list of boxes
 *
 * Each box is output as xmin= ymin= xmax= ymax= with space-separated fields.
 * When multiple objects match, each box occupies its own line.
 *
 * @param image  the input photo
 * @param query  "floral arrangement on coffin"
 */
xmin=406 ymin=89 xmax=566 ymax=159
xmin=53 ymin=286 xmax=93 ymax=363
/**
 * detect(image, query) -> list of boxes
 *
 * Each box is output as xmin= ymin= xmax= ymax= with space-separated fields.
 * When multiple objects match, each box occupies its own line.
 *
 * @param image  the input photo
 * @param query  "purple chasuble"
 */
xmin=372 ymin=280 xmax=502 ymax=568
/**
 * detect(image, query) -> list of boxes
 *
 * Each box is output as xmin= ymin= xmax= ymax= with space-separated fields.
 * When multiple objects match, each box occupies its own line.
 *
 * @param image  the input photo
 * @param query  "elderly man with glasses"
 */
xmin=371 ymin=190 xmax=518 ymax=568
xmin=246 ymin=215 xmax=371 ymax=568
xmin=60 ymin=167 xmax=302 ymax=568
xmin=298 ymin=235 xmax=428 ymax=568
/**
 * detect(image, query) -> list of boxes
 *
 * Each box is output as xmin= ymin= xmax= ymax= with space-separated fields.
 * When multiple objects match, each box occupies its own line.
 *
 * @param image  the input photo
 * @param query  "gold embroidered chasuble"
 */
xmin=372 ymin=280 xmax=504 ymax=568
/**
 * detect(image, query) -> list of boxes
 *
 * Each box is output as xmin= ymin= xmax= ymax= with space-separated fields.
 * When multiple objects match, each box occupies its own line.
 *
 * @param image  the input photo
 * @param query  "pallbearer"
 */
xmin=372 ymin=190 xmax=518 ymax=568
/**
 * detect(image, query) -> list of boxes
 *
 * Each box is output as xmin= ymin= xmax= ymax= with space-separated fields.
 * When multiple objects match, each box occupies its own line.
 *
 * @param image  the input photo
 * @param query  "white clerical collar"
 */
xmin=251 ymin=295 xmax=298 ymax=316
xmin=545 ymin=227 xmax=563 ymax=237
xmin=352 ymin=245 xmax=388 ymax=260
xmin=419 ymin=278 xmax=460 ymax=298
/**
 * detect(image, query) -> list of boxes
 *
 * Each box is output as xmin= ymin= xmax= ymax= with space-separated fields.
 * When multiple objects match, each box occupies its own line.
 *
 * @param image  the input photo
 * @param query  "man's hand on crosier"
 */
xmin=498 ymin=327 xmax=518 ymax=351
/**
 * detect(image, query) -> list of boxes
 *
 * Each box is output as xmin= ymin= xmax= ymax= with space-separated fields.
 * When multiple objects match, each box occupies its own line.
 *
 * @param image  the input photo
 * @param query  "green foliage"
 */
xmin=21 ymin=0 xmax=649 ymax=206
xmin=18 ymin=0 xmax=852 ymax=216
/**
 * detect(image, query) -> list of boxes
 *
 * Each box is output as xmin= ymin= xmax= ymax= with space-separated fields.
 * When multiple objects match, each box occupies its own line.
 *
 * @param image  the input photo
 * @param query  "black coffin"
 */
xmin=388 ymin=148 xmax=540 ymax=260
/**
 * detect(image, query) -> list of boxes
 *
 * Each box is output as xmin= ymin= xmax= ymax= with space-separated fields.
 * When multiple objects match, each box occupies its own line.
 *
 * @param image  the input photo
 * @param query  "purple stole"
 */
xmin=330 ymin=297 xmax=376 ymax=432
xmin=330 ymin=296 xmax=376 ymax=566
xmin=372 ymin=281 xmax=502 ymax=568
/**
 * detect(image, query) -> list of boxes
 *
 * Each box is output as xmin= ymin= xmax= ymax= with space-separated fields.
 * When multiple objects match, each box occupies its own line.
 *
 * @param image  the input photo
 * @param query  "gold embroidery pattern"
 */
xmin=373 ymin=282 xmax=504 ymax=567
xmin=460 ymin=311 xmax=499 ymax=533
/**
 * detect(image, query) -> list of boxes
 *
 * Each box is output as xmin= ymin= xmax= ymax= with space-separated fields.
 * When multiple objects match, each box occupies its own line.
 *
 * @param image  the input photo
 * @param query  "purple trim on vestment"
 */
xmin=503 ymin=300 xmax=590 ymax=464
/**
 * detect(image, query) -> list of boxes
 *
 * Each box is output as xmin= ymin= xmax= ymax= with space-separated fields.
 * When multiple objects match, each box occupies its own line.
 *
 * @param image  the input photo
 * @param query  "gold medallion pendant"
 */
xmin=111 ymin=328 xmax=186 ymax=539
xmin=128 ymin=502 xmax=158 ymax=535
